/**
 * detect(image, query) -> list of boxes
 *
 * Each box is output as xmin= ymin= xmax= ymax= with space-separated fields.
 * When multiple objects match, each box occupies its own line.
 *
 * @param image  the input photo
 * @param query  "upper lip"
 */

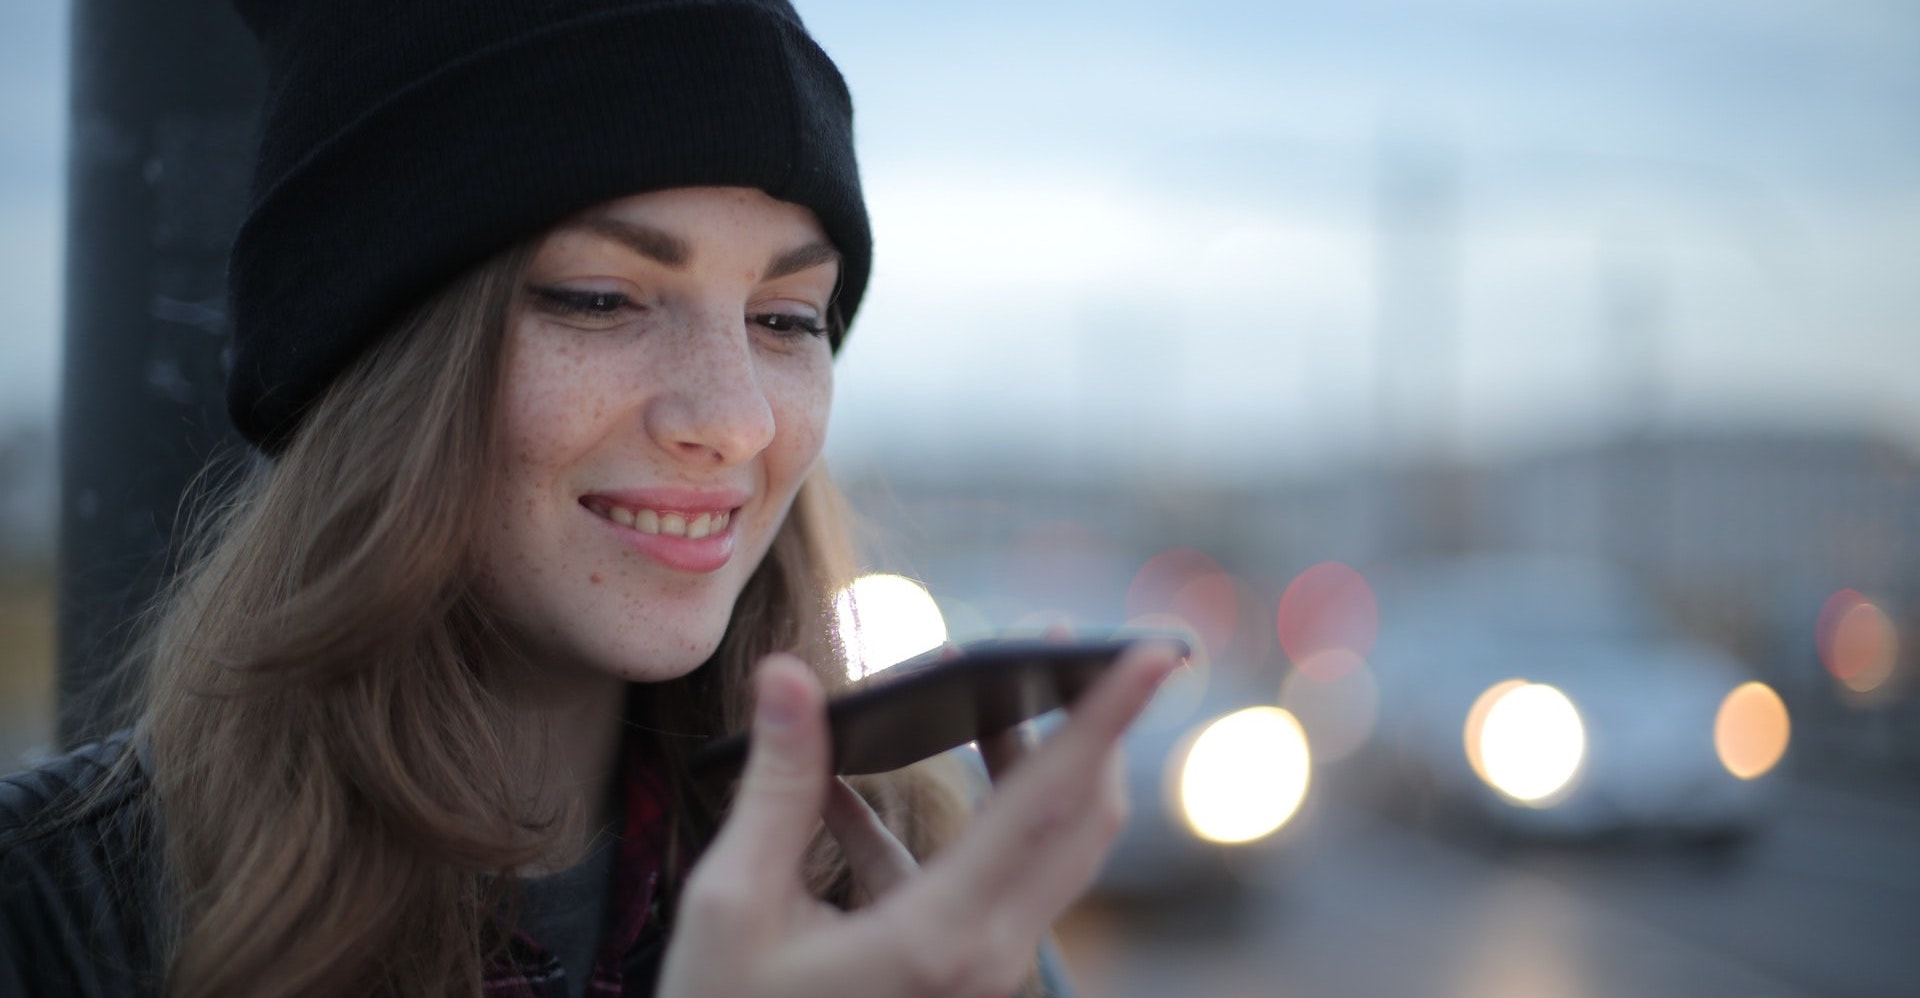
xmin=580 ymin=486 xmax=751 ymax=514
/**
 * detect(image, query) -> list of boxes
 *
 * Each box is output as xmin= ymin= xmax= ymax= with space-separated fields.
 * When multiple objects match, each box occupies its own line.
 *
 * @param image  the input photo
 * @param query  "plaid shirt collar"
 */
xmin=482 ymin=729 xmax=675 ymax=997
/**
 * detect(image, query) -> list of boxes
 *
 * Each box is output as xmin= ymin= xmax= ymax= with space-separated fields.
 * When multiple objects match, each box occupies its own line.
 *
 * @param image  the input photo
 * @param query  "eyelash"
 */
xmin=532 ymin=287 xmax=633 ymax=318
xmin=754 ymin=313 xmax=829 ymax=338
xmin=528 ymin=286 xmax=828 ymax=338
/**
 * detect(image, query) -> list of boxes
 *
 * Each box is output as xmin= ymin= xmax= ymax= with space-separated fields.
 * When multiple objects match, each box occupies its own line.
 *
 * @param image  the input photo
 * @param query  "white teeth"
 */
xmin=595 ymin=502 xmax=732 ymax=537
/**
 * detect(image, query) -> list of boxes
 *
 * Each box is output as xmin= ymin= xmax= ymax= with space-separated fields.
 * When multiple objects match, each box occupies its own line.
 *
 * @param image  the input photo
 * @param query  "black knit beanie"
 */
xmin=226 ymin=0 xmax=869 ymax=451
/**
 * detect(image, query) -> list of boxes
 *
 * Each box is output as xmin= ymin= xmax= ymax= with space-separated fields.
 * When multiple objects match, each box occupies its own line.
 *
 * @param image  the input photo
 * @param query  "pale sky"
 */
xmin=3 ymin=0 xmax=1917 ymax=479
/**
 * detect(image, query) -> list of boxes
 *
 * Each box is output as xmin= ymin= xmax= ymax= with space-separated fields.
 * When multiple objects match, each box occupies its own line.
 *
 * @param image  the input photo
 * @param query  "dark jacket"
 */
xmin=0 ymin=735 xmax=166 ymax=996
xmin=0 ymin=740 xmax=1075 ymax=997
xmin=0 ymin=735 xmax=678 ymax=997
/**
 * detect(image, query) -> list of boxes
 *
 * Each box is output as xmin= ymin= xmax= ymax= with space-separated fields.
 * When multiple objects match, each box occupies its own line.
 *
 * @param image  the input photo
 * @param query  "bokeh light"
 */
xmin=1170 ymin=570 xmax=1240 ymax=666
xmin=1476 ymin=683 xmax=1585 ymax=806
xmin=834 ymin=573 xmax=948 ymax=681
xmin=1278 ymin=656 xmax=1379 ymax=763
xmin=1127 ymin=548 xmax=1223 ymax=620
xmin=1175 ymin=706 xmax=1311 ymax=844
xmin=1817 ymin=589 xmax=1899 ymax=695
xmin=1277 ymin=562 xmax=1378 ymax=679
xmin=1715 ymin=681 xmax=1791 ymax=780
xmin=1123 ymin=549 xmax=1243 ymax=660
xmin=1464 ymin=678 xmax=1530 ymax=786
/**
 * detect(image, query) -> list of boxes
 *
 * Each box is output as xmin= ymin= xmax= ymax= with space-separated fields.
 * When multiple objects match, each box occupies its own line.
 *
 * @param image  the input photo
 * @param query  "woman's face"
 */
xmin=478 ymin=187 xmax=837 ymax=684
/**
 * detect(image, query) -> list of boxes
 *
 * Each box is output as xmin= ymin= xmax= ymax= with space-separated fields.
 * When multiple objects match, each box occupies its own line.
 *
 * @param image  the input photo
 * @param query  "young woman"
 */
xmin=0 ymin=1 xmax=1177 ymax=996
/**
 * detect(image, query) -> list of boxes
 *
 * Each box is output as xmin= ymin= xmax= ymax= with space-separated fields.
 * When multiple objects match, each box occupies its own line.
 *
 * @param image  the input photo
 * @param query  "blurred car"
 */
xmin=1351 ymin=556 xmax=1788 ymax=842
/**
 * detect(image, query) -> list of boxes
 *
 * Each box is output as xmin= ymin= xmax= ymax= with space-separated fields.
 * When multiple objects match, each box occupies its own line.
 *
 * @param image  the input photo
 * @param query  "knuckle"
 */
xmin=1017 ymin=800 xmax=1073 ymax=852
xmin=745 ymin=759 xmax=813 ymax=798
xmin=679 ymin=868 xmax=756 ymax=927
xmin=889 ymin=912 xmax=1035 ymax=998
xmin=896 ymin=923 xmax=1006 ymax=997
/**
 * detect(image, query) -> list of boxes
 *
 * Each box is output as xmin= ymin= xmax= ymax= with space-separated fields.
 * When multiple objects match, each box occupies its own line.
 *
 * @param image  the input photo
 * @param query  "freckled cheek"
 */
xmin=503 ymin=357 xmax=617 ymax=461
xmin=773 ymin=357 xmax=833 ymax=438
xmin=491 ymin=380 xmax=602 ymax=565
xmin=769 ymin=377 xmax=832 ymax=475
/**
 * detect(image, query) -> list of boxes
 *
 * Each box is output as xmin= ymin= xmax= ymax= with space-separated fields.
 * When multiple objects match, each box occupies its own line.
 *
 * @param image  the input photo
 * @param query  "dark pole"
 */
xmin=58 ymin=0 xmax=261 ymax=748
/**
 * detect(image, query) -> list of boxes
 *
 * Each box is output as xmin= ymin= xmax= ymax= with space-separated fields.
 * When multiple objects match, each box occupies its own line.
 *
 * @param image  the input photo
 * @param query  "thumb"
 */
xmin=706 ymin=653 xmax=833 ymax=887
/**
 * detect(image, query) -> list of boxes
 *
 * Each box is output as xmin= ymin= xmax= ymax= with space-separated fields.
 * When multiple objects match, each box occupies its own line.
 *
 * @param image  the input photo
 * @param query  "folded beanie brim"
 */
xmin=228 ymin=2 xmax=869 ymax=451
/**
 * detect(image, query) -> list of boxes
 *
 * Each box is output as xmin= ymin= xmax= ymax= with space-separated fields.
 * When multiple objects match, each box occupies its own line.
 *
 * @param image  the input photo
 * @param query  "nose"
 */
xmin=643 ymin=314 xmax=777 ymax=466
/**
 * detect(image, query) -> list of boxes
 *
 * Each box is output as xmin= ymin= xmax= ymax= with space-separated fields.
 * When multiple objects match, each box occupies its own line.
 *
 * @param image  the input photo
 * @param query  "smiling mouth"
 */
xmin=581 ymin=498 xmax=735 ymax=539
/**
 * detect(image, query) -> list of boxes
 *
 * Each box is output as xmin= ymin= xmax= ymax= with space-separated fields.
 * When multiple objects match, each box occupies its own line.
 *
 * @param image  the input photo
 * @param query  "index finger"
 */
xmin=977 ymin=619 xmax=1074 ymax=780
xmin=923 ymin=640 xmax=1180 ymax=914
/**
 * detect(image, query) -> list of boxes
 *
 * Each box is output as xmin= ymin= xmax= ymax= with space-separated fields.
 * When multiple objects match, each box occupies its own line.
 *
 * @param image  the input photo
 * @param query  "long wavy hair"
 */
xmin=137 ymin=244 xmax=972 ymax=997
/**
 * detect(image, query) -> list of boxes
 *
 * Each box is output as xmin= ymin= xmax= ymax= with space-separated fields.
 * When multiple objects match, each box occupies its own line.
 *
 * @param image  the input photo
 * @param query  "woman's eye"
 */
xmin=753 ymin=312 xmax=828 ymax=338
xmin=528 ymin=286 xmax=637 ymax=321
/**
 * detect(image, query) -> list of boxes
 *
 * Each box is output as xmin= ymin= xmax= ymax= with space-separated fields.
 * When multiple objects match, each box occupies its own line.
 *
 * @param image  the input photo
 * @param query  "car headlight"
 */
xmin=1173 ymin=707 xmax=1311 ymax=844
xmin=1715 ymin=681 xmax=1790 ymax=779
xmin=1468 ymin=682 xmax=1585 ymax=806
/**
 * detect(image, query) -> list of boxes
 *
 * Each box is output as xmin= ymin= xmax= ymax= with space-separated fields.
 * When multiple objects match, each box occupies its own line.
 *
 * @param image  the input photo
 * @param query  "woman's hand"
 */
xmin=657 ymin=641 xmax=1178 ymax=998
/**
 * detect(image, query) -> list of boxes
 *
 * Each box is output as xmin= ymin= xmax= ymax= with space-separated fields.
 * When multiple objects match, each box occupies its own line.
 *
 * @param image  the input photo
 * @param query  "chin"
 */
xmin=582 ymin=616 xmax=734 ymax=685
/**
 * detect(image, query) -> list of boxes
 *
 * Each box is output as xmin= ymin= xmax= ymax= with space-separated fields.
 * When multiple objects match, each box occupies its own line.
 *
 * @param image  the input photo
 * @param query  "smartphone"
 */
xmin=689 ymin=631 xmax=1191 ymax=777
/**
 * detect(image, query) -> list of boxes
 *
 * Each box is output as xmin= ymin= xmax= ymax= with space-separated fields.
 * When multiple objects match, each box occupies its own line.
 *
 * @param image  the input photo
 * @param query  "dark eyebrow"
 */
xmin=764 ymin=241 xmax=840 ymax=281
xmin=575 ymin=217 xmax=691 ymax=268
xmin=565 ymin=215 xmax=835 ymax=281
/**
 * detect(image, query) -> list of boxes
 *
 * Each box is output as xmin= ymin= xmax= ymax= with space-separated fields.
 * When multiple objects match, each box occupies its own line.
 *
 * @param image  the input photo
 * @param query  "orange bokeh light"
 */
xmin=1714 ymin=681 xmax=1790 ymax=780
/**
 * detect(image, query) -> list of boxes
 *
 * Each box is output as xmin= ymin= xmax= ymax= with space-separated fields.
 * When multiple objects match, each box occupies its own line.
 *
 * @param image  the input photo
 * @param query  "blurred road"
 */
xmin=1058 ymin=780 xmax=1920 ymax=998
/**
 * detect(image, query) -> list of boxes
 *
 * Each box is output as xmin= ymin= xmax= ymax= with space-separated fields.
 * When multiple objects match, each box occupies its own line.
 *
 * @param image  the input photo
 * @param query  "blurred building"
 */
xmin=1491 ymin=432 xmax=1918 ymax=604
xmin=850 ymin=429 xmax=1916 ymax=605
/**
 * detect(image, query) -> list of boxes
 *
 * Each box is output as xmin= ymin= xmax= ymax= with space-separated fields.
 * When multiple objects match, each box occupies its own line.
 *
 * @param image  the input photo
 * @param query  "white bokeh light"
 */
xmin=834 ymin=573 xmax=948 ymax=681
xmin=1477 ymin=683 xmax=1586 ymax=805
xmin=1176 ymin=706 xmax=1311 ymax=845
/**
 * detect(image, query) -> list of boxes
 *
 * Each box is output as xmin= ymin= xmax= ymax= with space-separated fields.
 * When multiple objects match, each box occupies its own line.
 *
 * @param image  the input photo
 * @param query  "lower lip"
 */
xmin=587 ymin=507 xmax=738 ymax=573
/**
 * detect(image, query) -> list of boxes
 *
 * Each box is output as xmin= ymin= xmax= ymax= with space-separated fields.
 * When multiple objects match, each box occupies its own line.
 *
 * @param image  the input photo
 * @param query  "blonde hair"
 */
xmin=139 ymin=246 xmax=971 ymax=997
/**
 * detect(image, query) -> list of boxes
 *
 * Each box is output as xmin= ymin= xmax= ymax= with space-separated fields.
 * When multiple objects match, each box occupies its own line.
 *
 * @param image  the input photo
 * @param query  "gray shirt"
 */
xmin=516 ymin=829 xmax=620 ymax=998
